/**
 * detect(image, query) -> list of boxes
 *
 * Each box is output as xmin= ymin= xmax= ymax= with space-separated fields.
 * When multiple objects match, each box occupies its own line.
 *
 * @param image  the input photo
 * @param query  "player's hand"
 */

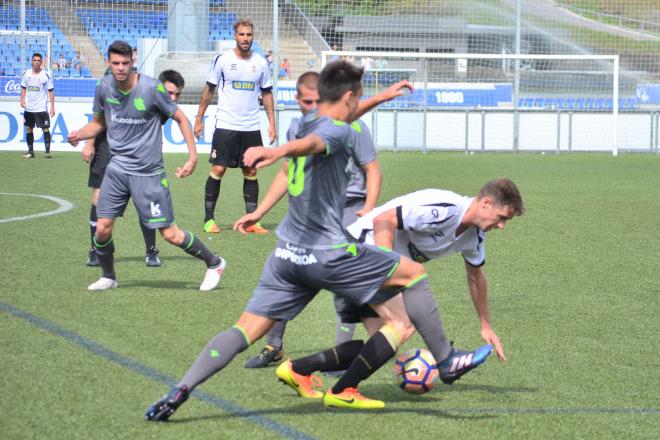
xmin=49 ymin=108 xmax=55 ymax=117
xmin=268 ymin=125 xmax=277 ymax=145
xmin=380 ymin=80 xmax=414 ymax=102
xmin=81 ymin=141 xmax=95 ymax=163
xmin=233 ymin=212 xmax=262 ymax=235
xmin=481 ymin=327 xmax=506 ymax=361
xmin=193 ymin=119 xmax=203 ymax=140
xmin=175 ymin=159 xmax=197 ymax=178
xmin=355 ymin=205 xmax=375 ymax=218
xmin=243 ymin=146 xmax=279 ymax=169
xmin=20 ymin=101 xmax=26 ymax=109
xmin=68 ymin=130 xmax=82 ymax=147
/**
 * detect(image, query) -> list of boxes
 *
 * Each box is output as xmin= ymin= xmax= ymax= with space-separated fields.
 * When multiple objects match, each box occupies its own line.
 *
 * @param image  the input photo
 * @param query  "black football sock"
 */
xmin=178 ymin=230 xmax=221 ymax=268
xmin=26 ymin=132 xmax=34 ymax=153
xmin=43 ymin=130 xmax=51 ymax=153
xmin=331 ymin=326 xmax=399 ymax=393
xmin=139 ymin=221 xmax=157 ymax=252
xmin=265 ymin=320 xmax=288 ymax=350
xmin=243 ymin=176 xmax=259 ymax=214
xmin=402 ymin=277 xmax=452 ymax=364
xmin=89 ymin=204 xmax=97 ymax=248
xmin=204 ymin=174 xmax=221 ymax=222
xmin=177 ymin=326 xmax=250 ymax=391
xmin=335 ymin=317 xmax=357 ymax=344
xmin=292 ymin=340 xmax=365 ymax=376
xmin=93 ymin=236 xmax=116 ymax=279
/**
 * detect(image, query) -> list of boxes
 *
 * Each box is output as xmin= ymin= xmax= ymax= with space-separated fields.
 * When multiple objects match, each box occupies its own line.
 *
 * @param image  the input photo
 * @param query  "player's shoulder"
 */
xmin=22 ymin=68 xmax=31 ymax=78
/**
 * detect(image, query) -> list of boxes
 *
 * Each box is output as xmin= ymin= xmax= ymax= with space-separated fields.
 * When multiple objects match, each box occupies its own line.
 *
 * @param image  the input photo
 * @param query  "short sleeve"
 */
xmin=92 ymin=81 xmax=104 ymax=116
xmin=313 ymin=119 xmax=354 ymax=155
xmin=398 ymin=202 xmax=459 ymax=233
xmin=462 ymin=230 xmax=485 ymax=267
xmin=260 ymin=60 xmax=273 ymax=90
xmin=46 ymin=73 xmax=54 ymax=91
xmin=351 ymin=120 xmax=377 ymax=166
xmin=206 ymin=54 xmax=222 ymax=86
xmin=154 ymin=81 xmax=178 ymax=118
xmin=20 ymin=71 xmax=27 ymax=88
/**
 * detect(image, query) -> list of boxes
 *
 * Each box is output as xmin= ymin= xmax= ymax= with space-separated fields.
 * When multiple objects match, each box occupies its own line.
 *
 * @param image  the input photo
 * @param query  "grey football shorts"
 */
xmin=245 ymin=240 xmax=401 ymax=320
xmin=96 ymin=166 xmax=175 ymax=230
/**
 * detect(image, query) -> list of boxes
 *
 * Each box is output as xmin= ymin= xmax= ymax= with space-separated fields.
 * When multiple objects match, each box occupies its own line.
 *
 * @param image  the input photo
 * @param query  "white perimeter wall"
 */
xmin=0 ymin=102 xmax=655 ymax=152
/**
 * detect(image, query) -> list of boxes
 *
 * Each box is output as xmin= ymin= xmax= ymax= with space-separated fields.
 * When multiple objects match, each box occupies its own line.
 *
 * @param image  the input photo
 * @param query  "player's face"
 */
xmin=31 ymin=56 xmax=42 ymax=71
xmin=163 ymin=81 xmax=182 ymax=102
xmin=296 ymin=85 xmax=320 ymax=115
xmin=478 ymin=199 xmax=515 ymax=231
xmin=108 ymin=53 xmax=133 ymax=83
xmin=234 ymin=25 xmax=254 ymax=54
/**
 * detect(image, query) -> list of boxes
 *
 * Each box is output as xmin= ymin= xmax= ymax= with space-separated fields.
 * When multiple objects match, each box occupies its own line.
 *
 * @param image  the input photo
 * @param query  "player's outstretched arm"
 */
xmin=465 ymin=262 xmax=507 ymax=361
xmin=172 ymin=108 xmax=198 ymax=178
xmin=372 ymin=208 xmax=398 ymax=250
xmin=243 ymin=134 xmax=324 ymax=169
xmin=356 ymin=160 xmax=382 ymax=217
xmin=353 ymin=80 xmax=414 ymax=121
xmin=68 ymin=115 xmax=105 ymax=146
xmin=194 ymin=83 xmax=216 ymax=139
xmin=234 ymin=162 xmax=289 ymax=234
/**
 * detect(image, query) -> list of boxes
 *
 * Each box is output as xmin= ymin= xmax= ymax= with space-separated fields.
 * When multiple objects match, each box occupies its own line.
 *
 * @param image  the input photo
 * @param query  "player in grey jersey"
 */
xmin=80 ymin=69 xmax=187 ymax=268
xmin=145 ymin=61 xmax=473 ymax=418
xmin=274 ymin=180 xmax=524 ymax=394
xmin=244 ymin=71 xmax=382 ymax=368
xmin=68 ymin=41 xmax=225 ymax=292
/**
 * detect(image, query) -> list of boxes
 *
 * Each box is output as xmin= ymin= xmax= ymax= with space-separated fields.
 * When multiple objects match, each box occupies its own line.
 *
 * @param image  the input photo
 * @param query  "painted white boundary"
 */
xmin=0 ymin=192 xmax=74 ymax=223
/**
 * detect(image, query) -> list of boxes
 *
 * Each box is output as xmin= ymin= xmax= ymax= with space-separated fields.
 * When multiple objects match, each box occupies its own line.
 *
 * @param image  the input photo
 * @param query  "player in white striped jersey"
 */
xmin=194 ymin=19 xmax=275 ymax=235
xmin=20 ymin=53 xmax=55 ymax=158
xmin=277 ymin=179 xmax=524 ymax=398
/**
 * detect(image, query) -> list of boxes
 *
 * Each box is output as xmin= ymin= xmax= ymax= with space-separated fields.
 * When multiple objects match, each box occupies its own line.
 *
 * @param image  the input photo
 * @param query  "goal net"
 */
xmin=322 ymin=51 xmax=621 ymax=154
xmin=0 ymin=30 xmax=51 ymax=77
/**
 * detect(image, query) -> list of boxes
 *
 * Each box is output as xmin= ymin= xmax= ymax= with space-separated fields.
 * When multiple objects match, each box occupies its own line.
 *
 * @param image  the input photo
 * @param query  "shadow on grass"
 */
xmin=114 ymin=255 xmax=192 ymax=264
xmin=167 ymin=399 xmax=495 ymax=423
xmin=118 ymin=279 xmax=202 ymax=290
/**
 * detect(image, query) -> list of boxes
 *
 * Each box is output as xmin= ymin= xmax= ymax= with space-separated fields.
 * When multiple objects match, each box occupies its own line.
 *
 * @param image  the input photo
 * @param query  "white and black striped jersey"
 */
xmin=346 ymin=189 xmax=485 ymax=266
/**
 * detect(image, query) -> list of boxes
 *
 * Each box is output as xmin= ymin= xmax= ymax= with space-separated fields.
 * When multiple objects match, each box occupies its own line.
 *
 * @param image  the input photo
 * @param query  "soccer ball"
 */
xmin=393 ymin=348 xmax=439 ymax=394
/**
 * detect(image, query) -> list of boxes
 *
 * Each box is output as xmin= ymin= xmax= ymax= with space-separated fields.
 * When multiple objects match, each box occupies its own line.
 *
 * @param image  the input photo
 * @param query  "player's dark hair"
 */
xmin=318 ymin=61 xmax=363 ymax=103
xmin=159 ymin=70 xmax=185 ymax=89
xmin=478 ymin=178 xmax=525 ymax=216
xmin=234 ymin=19 xmax=254 ymax=32
xmin=296 ymin=71 xmax=319 ymax=95
xmin=31 ymin=53 xmax=42 ymax=60
xmin=107 ymin=40 xmax=133 ymax=59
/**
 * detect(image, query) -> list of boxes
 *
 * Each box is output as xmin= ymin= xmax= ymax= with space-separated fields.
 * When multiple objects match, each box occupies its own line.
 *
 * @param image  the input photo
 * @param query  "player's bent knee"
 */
xmin=160 ymin=225 xmax=183 ymax=244
xmin=211 ymin=166 xmax=226 ymax=178
xmin=242 ymin=167 xmax=257 ymax=178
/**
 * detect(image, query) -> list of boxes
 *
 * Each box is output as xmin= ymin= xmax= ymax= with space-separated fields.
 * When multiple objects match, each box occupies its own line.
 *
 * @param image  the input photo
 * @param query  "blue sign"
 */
xmin=636 ymin=84 xmax=660 ymax=105
xmin=0 ymin=76 xmax=97 ymax=98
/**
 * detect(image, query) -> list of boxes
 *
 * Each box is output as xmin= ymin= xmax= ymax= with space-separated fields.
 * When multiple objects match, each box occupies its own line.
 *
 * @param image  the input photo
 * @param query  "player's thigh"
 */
xmin=309 ymin=243 xmax=400 ymax=305
xmin=245 ymin=248 xmax=319 ymax=321
xmin=34 ymin=112 xmax=50 ymax=130
xmin=382 ymin=255 xmax=427 ymax=290
xmin=210 ymin=128 xmax=241 ymax=167
xmin=23 ymin=111 xmax=36 ymax=128
xmin=333 ymin=294 xmax=379 ymax=324
xmin=237 ymin=130 xmax=264 ymax=169
xmin=128 ymin=171 xmax=175 ymax=229
xmin=96 ymin=167 xmax=131 ymax=219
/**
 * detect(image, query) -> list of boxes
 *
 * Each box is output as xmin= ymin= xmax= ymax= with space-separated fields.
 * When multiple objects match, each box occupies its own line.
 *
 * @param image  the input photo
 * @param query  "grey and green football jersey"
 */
xmin=287 ymin=117 xmax=375 ymax=203
xmin=93 ymin=74 xmax=177 ymax=176
xmin=276 ymin=113 xmax=357 ymax=249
